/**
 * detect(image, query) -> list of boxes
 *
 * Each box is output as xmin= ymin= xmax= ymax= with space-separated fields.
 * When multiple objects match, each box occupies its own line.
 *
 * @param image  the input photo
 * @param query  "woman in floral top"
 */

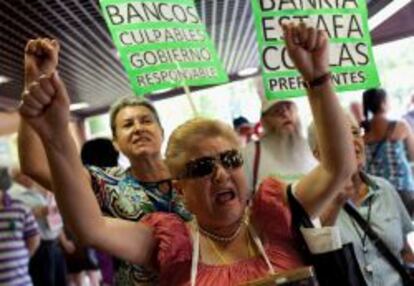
xmin=19 ymin=60 xmax=190 ymax=285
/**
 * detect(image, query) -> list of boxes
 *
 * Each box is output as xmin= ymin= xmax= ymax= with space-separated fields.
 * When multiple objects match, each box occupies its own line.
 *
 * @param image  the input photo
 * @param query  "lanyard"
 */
xmin=348 ymin=197 xmax=373 ymax=253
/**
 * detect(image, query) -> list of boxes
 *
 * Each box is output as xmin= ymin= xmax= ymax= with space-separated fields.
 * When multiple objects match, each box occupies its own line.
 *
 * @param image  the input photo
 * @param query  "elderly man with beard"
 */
xmin=243 ymin=85 xmax=317 ymax=193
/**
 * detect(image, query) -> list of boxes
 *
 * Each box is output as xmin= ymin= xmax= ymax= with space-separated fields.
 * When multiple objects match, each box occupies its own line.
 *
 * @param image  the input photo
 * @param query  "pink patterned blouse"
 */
xmin=141 ymin=178 xmax=305 ymax=285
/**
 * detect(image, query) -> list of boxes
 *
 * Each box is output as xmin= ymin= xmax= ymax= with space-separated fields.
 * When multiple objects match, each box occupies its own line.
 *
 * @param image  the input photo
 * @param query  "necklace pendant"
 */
xmin=362 ymin=246 xmax=368 ymax=253
xmin=365 ymin=264 xmax=373 ymax=273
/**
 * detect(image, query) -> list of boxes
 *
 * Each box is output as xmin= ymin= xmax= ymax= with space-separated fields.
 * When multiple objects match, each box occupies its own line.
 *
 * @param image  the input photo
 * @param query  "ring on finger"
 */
xmin=21 ymin=89 xmax=30 ymax=100
xmin=28 ymin=81 xmax=40 ymax=89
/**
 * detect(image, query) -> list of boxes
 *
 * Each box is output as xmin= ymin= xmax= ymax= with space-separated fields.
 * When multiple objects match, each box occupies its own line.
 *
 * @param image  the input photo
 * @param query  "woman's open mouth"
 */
xmin=214 ymin=190 xmax=236 ymax=205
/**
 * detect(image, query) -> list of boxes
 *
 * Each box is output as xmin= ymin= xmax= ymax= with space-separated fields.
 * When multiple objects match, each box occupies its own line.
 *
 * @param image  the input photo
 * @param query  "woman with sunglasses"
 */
xmin=18 ymin=23 xmax=355 ymax=285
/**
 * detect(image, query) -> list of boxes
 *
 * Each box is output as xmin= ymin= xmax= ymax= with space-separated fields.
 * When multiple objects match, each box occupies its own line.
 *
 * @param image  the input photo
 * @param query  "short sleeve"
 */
xmin=141 ymin=213 xmax=192 ymax=271
xmin=23 ymin=208 xmax=39 ymax=239
xmin=391 ymin=187 xmax=414 ymax=235
xmin=251 ymin=178 xmax=293 ymax=238
xmin=375 ymin=176 xmax=414 ymax=235
xmin=86 ymin=165 xmax=114 ymax=209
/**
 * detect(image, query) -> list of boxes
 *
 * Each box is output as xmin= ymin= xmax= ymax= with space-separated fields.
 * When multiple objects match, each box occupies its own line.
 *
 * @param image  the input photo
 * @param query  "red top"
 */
xmin=141 ymin=178 xmax=305 ymax=285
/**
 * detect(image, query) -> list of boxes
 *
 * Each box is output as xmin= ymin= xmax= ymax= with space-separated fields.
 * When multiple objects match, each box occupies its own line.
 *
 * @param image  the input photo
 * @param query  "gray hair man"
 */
xmin=242 ymin=77 xmax=317 ymax=192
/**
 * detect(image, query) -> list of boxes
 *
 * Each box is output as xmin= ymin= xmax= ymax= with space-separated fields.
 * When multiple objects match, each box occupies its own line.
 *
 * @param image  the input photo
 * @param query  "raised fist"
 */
xmin=24 ymin=38 xmax=60 ymax=86
xmin=20 ymin=39 xmax=70 ymax=142
xmin=283 ymin=23 xmax=329 ymax=82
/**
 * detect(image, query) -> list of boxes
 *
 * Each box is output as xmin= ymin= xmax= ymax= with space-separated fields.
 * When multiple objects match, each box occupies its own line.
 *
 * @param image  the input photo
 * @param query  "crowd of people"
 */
xmin=0 ymin=22 xmax=412 ymax=286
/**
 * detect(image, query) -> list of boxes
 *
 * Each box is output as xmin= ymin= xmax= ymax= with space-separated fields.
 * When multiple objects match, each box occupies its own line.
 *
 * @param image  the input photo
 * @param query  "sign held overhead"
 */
xmin=251 ymin=0 xmax=380 ymax=99
xmin=100 ymin=0 xmax=228 ymax=96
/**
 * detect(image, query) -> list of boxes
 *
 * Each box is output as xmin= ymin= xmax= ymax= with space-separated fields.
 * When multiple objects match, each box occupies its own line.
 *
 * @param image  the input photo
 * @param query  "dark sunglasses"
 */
xmin=181 ymin=149 xmax=244 ymax=179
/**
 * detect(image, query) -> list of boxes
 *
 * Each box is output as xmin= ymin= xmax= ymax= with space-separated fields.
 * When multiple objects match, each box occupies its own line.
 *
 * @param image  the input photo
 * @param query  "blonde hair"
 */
xmin=165 ymin=117 xmax=240 ymax=177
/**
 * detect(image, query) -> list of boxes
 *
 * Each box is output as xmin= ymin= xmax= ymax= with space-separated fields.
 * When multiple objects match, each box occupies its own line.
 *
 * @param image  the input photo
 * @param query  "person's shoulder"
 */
xmin=3 ymin=197 xmax=32 ymax=214
xmin=367 ymin=174 xmax=393 ymax=188
xmin=141 ymin=214 xmax=189 ymax=249
xmin=367 ymin=174 xmax=399 ymax=199
xmin=395 ymin=119 xmax=409 ymax=129
xmin=259 ymin=177 xmax=286 ymax=192
xmin=251 ymin=178 xmax=292 ymax=236
xmin=141 ymin=212 xmax=183 ymax=224
xmin=253 ymin=177 xmax=287 ymax=208
xmin=141 ymin=213 xmax=192 ymax=271
xmin=87 ymin=165 xmax=126 ymax=180
xmin=393 ymin=120 xmax=411 ymax=138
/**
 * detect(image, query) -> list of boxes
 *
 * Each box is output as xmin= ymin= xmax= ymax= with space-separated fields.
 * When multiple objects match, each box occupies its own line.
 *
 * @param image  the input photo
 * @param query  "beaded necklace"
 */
xmin=198 ymin=222 xmax=243 ymax=243
xmin=206 ymin=224 xmax=256 ymax=264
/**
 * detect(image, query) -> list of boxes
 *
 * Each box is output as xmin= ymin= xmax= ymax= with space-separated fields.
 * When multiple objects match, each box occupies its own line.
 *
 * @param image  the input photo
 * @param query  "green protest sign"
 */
xmin=100 ymin=0 xmax=228 ymax=96
xmin=251 ymin=0 xmax=380 ymax=99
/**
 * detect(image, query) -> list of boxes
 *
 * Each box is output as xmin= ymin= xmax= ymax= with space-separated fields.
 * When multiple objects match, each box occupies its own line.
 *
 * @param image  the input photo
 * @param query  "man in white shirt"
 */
xmin=243 ymin=78 xmax=317 ymax=192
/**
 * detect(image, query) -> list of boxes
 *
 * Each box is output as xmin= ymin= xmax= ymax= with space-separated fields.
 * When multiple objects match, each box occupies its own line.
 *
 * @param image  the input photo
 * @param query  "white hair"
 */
xmin=307 ymin=112 xmax=358 ymax=152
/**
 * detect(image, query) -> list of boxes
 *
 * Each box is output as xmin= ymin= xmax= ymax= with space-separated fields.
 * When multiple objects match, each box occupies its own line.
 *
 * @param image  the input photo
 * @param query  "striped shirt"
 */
xmin=0 ymin=197 xmax=39 ymax=286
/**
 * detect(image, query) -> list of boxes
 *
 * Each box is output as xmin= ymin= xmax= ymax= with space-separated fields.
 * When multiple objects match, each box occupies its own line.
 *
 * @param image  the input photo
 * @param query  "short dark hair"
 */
xmin=363 ymin=88 xmax=387 ymax=117
xmin=81 ymin=138 xmax=119 ymax=167
xmin=0 ymin=167 xmax=11 ymax=191
xmin=362 ymin=88 xmax=387 ymax=132
xmin=232 ymin=116 xmax=250 ymax=130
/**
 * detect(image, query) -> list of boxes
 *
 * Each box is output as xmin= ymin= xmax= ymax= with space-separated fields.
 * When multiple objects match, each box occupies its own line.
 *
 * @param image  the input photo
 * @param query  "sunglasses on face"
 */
xmin=181 ymin=149 xmax=244 ymax=179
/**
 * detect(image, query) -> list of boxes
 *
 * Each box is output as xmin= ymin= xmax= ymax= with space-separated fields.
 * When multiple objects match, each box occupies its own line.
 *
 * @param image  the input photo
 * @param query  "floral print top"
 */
xmin=87 ymin=165 xmax=191 ymax=285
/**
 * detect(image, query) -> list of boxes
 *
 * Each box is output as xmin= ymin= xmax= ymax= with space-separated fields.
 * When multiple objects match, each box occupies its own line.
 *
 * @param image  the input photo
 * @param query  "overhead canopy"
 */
xmin=0 ymin=0 xmax=411 ymax=118
xmin=371 ymin=1 xmax=414 ymax=45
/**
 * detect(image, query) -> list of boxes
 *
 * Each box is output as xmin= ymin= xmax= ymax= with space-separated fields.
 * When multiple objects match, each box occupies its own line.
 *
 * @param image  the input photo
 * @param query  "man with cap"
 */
xmin=242 ymin=77 xmax=317 ymax=193
xmin=232 ymin=116 xmax=255 ymax=147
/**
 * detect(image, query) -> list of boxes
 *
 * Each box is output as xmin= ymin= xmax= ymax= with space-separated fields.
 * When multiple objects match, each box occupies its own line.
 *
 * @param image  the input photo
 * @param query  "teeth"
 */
xmin=214 ymin=191 xmax=236 ymax=204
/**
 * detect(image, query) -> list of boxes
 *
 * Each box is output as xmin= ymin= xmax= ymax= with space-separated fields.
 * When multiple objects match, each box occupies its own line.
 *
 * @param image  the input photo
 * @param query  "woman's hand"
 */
xmin=19 ymin=39 xmax=70 ymax=142
xmin=25 ymin=38 xmax=59 ymax=86
xmin=283 ymin=23 xmax=329 ymax=82
xmin=62 ymin=240 xmax=76 ymax=254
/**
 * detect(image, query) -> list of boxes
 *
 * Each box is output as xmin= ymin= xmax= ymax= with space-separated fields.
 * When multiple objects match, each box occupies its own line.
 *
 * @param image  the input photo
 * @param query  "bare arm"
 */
xmin=31 ymin=206 xmax=49 ymax=219
xmin=319 ymin=179 xmax=355 ymax=225
xmin=18 ymin=39 xmax=59 ymax=190
xmin=18 ymin=121 xmax=53 ymax=190
xmin=18 ymin=39 xmax=156 ymax=266
xmin=18 ymin=39 xmax=89 ymax=191
xmin=401 ymin=121 xmax=414 ymax=161
xmin=319 ymin=200 xmax=343 ymax=226
xmin=45 ymin=126 xmax=155 ymax=265
xmin=0 ymin=112 xmax=20 ymax=136
xmin=282 ymin=24 xmax=356 ymax=218
xmin=58 ymin=231 xmax=76 ymax=254
xmin=25 ymin=234 xmax=40 ymax=257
